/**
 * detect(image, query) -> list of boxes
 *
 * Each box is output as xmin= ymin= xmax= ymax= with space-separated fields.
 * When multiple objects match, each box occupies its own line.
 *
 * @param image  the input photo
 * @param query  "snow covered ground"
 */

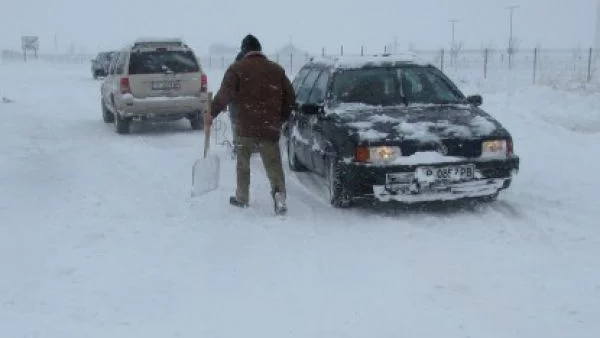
xmin=1 ymin=60 xmax=599 ymax=337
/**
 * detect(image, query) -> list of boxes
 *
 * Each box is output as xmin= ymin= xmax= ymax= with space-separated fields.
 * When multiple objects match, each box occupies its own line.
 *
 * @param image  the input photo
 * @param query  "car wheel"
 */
xmin=101 ymin=98 xmax=114 ymax=123
xmin=287 ymin=136 xmax=307 ymax=172
xmin=114 ymin=111 xmax=131 ymax=134
xmin=327 ymin=158 xmax=352 ymax=208
xmin=189 ymin=113 xmax=203 ymax=130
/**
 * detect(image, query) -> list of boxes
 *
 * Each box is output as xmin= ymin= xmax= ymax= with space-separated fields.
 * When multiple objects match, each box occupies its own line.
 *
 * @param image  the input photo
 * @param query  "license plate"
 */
xmin=385 ymin=172 xmax=415 ymax=191
xmin=416 ymin=164 xmax=475 ymax=183
xmin=152 ymin=80 xmax=181 ymax=90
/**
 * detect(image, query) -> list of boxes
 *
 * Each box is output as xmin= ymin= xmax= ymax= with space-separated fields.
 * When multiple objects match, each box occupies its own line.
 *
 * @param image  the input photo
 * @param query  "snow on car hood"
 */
xmin=327 ymin=103 xmax=506 ymax=143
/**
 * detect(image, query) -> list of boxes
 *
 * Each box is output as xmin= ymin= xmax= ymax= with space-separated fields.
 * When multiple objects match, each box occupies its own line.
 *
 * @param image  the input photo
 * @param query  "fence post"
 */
xmin=484 ymin=48 xmax=488 ymax=79
xmin=322 ymin=47 xmax=325 ymax=57
xmin=361 ymin=46 xmax=364 ymax=56
xmin=533 ymin=48 xmax=538 ymax=85
xmin=440 ymin=48 xmax=444 ymax=71
xmin=384 ymin=45 xmax=387 ymax=54
xmin=341 ymin=45 xmax=344 ymax=56
xmin=290 ymin=52 xmax=293 ymax=74
xmin=209 ymin=56 xmax=212 ymax=69
xmin=587 ymin=47 xmax=593 ymax=82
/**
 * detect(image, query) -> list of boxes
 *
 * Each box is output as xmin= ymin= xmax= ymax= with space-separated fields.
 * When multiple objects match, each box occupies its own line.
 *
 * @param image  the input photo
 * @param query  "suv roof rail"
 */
xmin=130 ymin=37 xmax=187 ymax=49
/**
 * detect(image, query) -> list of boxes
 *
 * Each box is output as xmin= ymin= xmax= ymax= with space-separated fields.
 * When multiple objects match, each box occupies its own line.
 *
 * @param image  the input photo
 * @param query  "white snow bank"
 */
xmin=460 ymin=80 xmax=600 ymax=134
xmin=2 ymin=59 xmax=600 ymax=338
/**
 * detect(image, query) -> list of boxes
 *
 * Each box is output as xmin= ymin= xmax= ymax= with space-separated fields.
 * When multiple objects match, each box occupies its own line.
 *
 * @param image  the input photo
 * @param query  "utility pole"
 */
xmin=449 ymin=19 xmax=460 ymax=66
xmin=595 ymin=0 xmax=600 ymax=51
xmin=506 ymin=5 xmax=520 ymax=70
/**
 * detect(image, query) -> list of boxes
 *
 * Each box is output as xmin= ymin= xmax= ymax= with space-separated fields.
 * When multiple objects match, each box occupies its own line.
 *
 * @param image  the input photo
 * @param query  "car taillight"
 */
xmin=507 ymin=139 xmax=514 ymax=155
xmin=200 ymin=73 xmax=207 ymax=92
xmin=120 ymin=77 xmax=131 ymax=94
xmin=355 ymin=146 xmax=370 ymax=162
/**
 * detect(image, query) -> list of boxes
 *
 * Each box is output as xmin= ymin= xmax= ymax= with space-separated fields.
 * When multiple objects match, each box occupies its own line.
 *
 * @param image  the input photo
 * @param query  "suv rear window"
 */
xmin=128 ymin=50 xmax=200 ymax=75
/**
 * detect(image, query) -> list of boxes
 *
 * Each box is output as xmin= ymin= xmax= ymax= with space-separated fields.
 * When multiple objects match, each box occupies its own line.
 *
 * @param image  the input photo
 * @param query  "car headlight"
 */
xmin=481 ymin=140 xmax=508 ymax=157
xmin=355 ymin=146 xmax=402 ymax=163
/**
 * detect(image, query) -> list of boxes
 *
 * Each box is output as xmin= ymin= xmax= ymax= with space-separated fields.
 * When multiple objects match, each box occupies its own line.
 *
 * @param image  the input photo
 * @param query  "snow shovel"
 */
xmin=191 ymin=93 xmax=220 ymax=197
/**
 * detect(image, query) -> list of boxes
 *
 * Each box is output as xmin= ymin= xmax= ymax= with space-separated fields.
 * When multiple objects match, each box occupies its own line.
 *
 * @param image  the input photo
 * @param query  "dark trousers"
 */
xmin=235 ymin=137 xmax=286 ymax=204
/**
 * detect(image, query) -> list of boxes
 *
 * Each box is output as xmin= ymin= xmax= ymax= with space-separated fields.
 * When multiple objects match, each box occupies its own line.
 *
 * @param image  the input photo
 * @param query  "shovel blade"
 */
xmin=191 ymin=155 xmax=220 ymax=197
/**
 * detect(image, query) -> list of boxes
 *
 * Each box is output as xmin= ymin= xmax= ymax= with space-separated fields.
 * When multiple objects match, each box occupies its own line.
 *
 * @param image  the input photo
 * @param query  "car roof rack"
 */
xmin=130 ymin=37 xmax=188 ymax=49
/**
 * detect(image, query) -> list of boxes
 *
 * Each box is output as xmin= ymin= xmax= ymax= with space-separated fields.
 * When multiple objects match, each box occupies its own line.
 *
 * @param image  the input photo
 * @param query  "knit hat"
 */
xmin=241 ymin=34 xmax=262 ymax=55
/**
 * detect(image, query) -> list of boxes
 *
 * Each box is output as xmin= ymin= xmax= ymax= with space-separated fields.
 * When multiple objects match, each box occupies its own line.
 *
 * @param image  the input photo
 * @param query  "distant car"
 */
xmin=100 ymin=38 xmax=208 ymax=134
xmin=286 ymin=54 xmax=520 ymax=207
xmin=91 ymin=51 xmax=116 ymax=79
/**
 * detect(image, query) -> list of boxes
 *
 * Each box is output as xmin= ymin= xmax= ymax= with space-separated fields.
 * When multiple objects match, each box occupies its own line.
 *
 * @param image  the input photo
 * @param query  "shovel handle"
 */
xmin=203 ymin=92 xmax=213 ymax=159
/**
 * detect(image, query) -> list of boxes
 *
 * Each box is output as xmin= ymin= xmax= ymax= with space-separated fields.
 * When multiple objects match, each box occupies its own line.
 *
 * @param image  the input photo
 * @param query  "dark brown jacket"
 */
xmin=211 ymin=52 xmax=295 ymax=141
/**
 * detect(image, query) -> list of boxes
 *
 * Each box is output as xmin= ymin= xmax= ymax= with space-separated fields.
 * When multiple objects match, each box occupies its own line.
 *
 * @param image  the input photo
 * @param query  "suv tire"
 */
xmin=101 ymin=99 xmax=114 ymax=123
xmin=114 ymin=112 xmax=131 ymax=134
xmin=189 ymin=113 xmax=203 ymax=130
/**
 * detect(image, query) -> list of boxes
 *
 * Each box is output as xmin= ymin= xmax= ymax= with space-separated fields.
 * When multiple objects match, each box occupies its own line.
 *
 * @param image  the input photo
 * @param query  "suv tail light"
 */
xmin=507 ymin=139 xmax=514 ymax=155
xmin=200 ymin=73 xmax=207 ymax=92
xmin=120 ymin=77 xmax=131 ymax=94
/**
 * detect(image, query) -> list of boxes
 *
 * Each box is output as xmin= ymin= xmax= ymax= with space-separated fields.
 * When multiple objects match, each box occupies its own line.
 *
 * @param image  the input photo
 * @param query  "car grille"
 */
xmin=402 ymin=139 xmax=482 ymax=158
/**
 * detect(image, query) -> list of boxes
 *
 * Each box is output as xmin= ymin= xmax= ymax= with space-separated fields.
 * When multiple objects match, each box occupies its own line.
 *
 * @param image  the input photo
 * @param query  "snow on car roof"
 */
xmin=122 ymin=37 xmax=189 ymax=50
xmin=309 ymin=53 xmax=431 ymax=69
xmin=133 ymin=37 xmax=184 ymax=45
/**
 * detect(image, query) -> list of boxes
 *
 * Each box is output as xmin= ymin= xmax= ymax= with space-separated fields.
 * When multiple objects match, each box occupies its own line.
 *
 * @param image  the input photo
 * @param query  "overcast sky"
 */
xmin=1 ymin=0 xmax=597 ymax=55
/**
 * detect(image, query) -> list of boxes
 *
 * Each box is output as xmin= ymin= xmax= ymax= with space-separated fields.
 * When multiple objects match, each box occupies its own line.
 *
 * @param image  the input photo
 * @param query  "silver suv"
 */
xmin=100 ymin=38 xmax=209 ymax=134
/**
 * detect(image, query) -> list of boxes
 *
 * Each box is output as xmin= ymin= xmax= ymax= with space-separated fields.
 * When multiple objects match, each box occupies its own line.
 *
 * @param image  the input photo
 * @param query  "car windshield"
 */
xmin=331 ymin=66 xmax=464 ymax=106
xmin=128 ymin=50 xmax=199 ymax=75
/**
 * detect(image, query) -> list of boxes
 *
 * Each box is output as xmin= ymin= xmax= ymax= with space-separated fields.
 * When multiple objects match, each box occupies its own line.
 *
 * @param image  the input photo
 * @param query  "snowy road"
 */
xmin=1 ymin=61 xmax=599 ymax=337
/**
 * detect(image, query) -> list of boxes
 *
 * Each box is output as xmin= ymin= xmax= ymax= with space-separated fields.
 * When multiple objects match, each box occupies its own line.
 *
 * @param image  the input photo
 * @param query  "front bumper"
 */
xmin=342 ymin=156 xmax=519 ymax=203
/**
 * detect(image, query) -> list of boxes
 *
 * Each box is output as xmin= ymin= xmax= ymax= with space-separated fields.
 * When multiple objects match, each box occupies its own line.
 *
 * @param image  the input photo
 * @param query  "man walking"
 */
xmin=205 ymin=34 xmax=295 ymax=215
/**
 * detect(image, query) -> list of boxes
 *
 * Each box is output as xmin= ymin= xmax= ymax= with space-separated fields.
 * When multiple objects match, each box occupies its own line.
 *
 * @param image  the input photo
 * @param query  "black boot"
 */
xmin=229 ymin=196 xmax=248 ymax=208
xmin=272 ymin=191 xmax=287 ymax=215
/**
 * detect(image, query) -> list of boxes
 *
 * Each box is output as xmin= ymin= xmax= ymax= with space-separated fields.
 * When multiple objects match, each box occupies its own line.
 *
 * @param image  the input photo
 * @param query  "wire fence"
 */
xmin=199 ymin=47 xmax=600 ymax=88
xmin=3 ymin=45 xmax=599 ymax=88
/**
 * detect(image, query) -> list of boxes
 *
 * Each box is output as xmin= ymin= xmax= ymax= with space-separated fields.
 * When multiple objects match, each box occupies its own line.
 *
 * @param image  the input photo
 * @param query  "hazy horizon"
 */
xmin=1 ymin=0 xmax=597 ymax=55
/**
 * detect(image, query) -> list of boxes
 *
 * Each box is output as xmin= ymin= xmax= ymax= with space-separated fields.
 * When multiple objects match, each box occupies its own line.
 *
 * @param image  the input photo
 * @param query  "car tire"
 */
xmin=114 ymin=112 xmax=131 ymax=134
xmin=327 ymin=158 xmax=352 ymax=208
xmin=189 ymin=114 xmax=203 ymax=130
xmin=101 ymin=99 xmax=114 ymax=123
xmin=287 ymin=137 xmax=307 ymax=172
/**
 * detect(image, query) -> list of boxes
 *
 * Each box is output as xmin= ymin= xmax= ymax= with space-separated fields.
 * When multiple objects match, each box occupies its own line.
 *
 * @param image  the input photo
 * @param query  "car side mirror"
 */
xmin=301 ymin=103 xmax=324 ymax=115
xmin=466 ymin=95 xmax=483 ymax=106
